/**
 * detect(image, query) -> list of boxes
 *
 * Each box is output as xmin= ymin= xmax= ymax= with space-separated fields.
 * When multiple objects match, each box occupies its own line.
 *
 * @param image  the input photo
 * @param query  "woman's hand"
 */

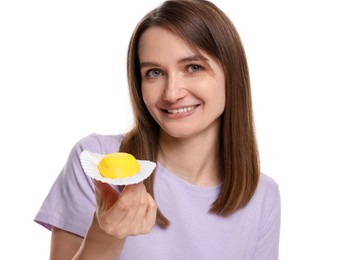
xmin=94 ymin=180 xmax=158 ymax=239
xmin=71 ymin=181 xmax=157 ymax=259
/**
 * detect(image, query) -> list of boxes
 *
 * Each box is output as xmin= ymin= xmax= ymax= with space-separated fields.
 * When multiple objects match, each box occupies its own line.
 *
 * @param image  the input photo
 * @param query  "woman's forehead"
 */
xmin=138 ymin=26 xmax=217 ymax=64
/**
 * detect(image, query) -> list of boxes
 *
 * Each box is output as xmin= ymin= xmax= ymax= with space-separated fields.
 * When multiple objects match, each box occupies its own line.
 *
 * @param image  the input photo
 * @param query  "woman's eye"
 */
xmin=188 ymin=64 xmax=203 ymax=73
xmin=146 ymin=69 xmax=162 ymax=78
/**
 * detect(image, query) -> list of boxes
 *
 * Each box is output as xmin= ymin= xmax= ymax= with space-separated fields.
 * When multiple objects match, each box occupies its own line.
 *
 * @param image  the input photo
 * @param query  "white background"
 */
xmin=1 ymin=0 xmax=339 ymax=259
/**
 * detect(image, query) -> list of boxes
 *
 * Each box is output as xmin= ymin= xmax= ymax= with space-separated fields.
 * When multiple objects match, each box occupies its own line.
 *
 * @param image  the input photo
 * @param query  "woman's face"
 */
xmin=138 ymin=26 xmax=225 ymax=139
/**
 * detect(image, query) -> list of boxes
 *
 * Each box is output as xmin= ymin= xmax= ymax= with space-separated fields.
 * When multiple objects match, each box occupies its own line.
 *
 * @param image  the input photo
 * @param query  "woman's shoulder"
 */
xmin=258 ymin=173 xmax=279 ymax=192
xmin=253 ymin=172 xmax=280 ymax=211
xmin=71 ymin=133 xmax=124 ymax=155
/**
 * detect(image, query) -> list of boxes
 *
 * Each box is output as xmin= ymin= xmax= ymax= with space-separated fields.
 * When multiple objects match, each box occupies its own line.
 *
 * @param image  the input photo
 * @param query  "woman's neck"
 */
xmin=157 ymin=131 xmax=221 ymax=187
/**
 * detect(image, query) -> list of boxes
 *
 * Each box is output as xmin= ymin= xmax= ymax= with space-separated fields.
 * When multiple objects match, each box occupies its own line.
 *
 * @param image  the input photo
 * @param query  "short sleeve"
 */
xmin=34 ymin=134 xmax=104 ymax=237
xmin=252 ymin=180 xmax=281 ymax=260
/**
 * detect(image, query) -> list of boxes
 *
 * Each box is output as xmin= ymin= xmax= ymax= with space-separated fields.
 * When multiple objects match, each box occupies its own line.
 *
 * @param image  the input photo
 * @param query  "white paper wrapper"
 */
xmin=80 ymin=150 xmax=157 ymax=185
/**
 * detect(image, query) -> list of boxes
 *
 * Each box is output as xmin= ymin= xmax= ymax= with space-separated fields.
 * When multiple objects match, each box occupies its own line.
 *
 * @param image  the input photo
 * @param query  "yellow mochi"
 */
xmin=97 ymin=152 xmax=140 ymax=179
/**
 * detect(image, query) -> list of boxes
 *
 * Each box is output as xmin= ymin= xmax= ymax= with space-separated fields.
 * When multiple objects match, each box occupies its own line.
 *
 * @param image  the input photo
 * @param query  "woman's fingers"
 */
xmin=110 ymin=184 xmax=145 ymax=237
xmin=118 ymin=184 xmax=157 ymax=235
xmin=142 ymin=193 xmax=158 ymax=234
xmin=95 ymin=181 xmax=157 ymax=239
xmin=129 ymin=184 xmax=150 ymax=235
xmin=94 ymin=180 xmax=125 ymax=235
xmin=93 ymin=180 xmax=119 ymax=211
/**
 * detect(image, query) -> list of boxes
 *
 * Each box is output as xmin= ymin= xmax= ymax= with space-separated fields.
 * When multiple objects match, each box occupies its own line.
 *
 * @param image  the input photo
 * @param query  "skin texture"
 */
xmin=139 ymin=26 xmax=225 ymax=187
xmin=139 ymin=26 xmax=225 ymax=141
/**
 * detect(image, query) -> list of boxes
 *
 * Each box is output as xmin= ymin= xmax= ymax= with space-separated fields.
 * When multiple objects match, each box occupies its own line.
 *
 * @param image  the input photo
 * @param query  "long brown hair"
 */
xmin=120 ymin=0 xmax=260 ymax=228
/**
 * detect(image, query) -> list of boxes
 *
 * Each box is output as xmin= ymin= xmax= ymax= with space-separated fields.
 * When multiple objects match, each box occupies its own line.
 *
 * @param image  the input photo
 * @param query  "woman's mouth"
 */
xmin=165 ymin=105 xmax=199 ymax=114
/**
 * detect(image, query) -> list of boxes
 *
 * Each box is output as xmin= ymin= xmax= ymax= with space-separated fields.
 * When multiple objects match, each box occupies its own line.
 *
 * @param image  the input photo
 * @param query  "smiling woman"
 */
xmin=34 ymin=0 xmax=280 ymax=259
xmin=139 ymin=26 xmax=226 ymax=139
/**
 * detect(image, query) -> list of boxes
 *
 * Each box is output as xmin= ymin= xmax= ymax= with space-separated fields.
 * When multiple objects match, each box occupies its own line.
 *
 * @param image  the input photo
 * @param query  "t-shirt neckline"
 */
xmin=156 ymin=162 xmax=222 ymax=197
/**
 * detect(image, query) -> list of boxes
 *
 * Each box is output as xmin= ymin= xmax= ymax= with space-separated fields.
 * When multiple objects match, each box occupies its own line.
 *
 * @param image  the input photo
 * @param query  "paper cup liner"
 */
xmin=80 ymin=150 xmax=156 ymax=185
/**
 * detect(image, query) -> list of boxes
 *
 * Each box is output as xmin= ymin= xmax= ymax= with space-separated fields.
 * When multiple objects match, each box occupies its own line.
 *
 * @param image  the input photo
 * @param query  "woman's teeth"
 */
xmin=167 ymin=106 xmax=196 ymax=114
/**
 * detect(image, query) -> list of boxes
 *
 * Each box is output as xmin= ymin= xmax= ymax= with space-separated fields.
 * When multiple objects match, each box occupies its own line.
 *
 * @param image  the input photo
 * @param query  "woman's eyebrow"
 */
xmin=140 ymin=55 xmax=210 ymax=69
xmin=140 ymin=61 xmax=160 ymax=69
xmin=178 ymin=54 xmax=208 ymax=64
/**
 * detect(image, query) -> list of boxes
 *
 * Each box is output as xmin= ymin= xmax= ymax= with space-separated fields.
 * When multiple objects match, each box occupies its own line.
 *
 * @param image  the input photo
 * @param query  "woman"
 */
xmin=35 ymin=0 xmax=281 ymax=259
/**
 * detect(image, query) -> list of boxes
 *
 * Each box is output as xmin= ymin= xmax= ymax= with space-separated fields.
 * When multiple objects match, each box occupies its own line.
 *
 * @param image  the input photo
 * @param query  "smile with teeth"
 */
xmin=166 ymin=105 xmax=197 ymax=114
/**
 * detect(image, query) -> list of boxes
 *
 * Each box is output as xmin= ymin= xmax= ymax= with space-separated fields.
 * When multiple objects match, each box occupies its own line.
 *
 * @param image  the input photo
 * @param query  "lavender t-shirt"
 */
xmin=35 ymin=133 xmax=280 ymax=259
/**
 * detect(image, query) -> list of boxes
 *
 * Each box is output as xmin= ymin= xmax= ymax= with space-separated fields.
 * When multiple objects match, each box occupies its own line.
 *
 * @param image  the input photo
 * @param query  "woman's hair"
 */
xmin=120 ymin=0 xmax=260 ymax=228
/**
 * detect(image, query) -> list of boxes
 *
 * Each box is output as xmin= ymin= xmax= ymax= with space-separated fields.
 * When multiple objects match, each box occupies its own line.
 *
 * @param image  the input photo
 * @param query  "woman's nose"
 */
xmin=162 ymin=73 xmax=186 ymax=102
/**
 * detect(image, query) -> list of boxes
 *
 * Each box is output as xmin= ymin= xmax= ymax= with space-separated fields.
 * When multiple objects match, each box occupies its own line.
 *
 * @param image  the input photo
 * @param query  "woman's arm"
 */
xmin=72 ymin=213 xmax=126 ymax=260
xmin=50 ymin=182 xmax=157 ymax=260
xmin=50 ymin=216 xmax=125 ymax=260
xmin=50 ymin=228 xmax=83 ymax=259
